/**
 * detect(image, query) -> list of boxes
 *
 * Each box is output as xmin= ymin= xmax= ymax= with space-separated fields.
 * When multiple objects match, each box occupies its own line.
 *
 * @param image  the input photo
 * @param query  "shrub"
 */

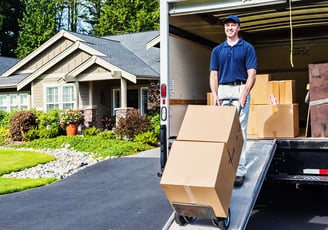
xmin=100 ymin=115 xmax=115 ymax=130
xmin=82 ymin=126 xmax=100 ymax=136
xmin=0 ymin=110 xmax=10 ymax=128
xmin=134 ymin=131 xmax=158 ymax=146
xmin=115 ymin=109 xmax=151 ymax=140
xmin=148 ymin=113 xmax=160 ymax=138
xmin=0 ymin=127 xmax=10 ymax=146
xmin=99 ymin=130 xmax=116 ymax=139
xmin=147 ymin=81 xmax=160 ymax=114
xmin=9 ymin=111 xmax=37 ymax=141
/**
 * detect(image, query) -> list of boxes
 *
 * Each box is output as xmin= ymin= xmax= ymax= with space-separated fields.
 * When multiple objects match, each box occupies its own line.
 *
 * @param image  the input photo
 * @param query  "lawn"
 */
xmin=0 ymin=135 xmax=154 ymax=195
xmin=0 ymin=149 xmax=57 ymax=195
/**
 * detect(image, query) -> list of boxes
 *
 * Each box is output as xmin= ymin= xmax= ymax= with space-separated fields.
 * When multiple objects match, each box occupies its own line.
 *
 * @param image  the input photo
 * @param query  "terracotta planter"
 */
xmin=66 ymin=123 xmax=78 ymax=136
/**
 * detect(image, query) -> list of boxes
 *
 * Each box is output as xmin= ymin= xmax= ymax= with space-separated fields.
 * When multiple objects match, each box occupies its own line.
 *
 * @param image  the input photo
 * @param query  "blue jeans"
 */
xmin=218 ymin=84 xmax=250 ymax=177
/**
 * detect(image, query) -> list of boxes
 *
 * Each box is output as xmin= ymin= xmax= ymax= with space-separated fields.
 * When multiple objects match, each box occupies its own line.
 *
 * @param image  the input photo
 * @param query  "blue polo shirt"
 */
xmin=209 ymin=39 xmax=257 ymax=84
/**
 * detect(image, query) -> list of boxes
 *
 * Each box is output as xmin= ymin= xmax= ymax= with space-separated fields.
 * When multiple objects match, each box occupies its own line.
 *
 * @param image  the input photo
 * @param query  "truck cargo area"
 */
xmin=159 ymin=1 xmax=328 ymax=229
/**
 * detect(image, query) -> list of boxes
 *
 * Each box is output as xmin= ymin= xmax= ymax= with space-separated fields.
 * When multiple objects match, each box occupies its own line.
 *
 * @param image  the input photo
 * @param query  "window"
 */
xmin=46 ymin=87 xmax=59 ymax=110
xmin=112 ymin=89 xmax=120 ymax=115
xmin=0 ymin=95 xmax=7 ymax=111
xmin=20 ymin=94 xmax=28 ymax=110
xmin=62 ymin=85 xmax=74 ymax=109
xmin=112 ymin=88 xmax=149 ymax=115
xmin=9 ymin=95 xmax=18 ymax=111
xmin=140 ymin=87 xmax=148 ymax=114
xmin=45 ymin=84 xmax=74 ymax=111
xmin=0 ymin=93 xmax=30 ymax=112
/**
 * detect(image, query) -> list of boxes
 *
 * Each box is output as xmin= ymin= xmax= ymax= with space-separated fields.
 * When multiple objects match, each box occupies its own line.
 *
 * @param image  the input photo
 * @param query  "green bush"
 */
xmin=0 ymin=127 xmax=10 ymax=146
xmin=24 ymin=126 xmax=60 ymax=141
xmin=134 ymin=131 xmax=158 ymax=146
xmin=148 ymin=113 xmax=160 ymax=138
xmin=0 ymin=110 xmax=10 ymax=128
xmin=115 ymin=109 xmax=151 ymax=140
xmin=82 ymin=126 xmax=100 ymax=136
xmin=13 ymin=109 xmax=62 ymax=141
xmin=9 ymin=111 xmax=37 ymax=141
xmin=99 ymin=130 xmax=116 ymax=139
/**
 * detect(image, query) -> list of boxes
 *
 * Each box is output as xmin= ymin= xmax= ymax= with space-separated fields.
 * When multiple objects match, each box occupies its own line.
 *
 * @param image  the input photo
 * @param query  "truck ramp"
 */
xmin=163 ymin=139 xmax=277 ymax=230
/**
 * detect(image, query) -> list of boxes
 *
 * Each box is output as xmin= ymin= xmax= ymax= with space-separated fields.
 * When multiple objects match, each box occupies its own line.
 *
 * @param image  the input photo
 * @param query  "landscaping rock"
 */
xmin=2 ymin=148 xmax=109 ymax=180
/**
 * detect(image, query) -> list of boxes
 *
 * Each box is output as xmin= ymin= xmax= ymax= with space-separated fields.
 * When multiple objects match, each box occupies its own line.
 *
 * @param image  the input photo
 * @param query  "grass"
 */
xmin=17 ymin=135 xmax=153 ymax=158
xmin=0 ymin=135 xmax=155 ymax=195
xmin=0 ymin=149 xmax=56 ymax=175
xmin=0 ymin=149 xmax=57 ymax=195
xmin=0 ymin=177 xmax=57 ymax=195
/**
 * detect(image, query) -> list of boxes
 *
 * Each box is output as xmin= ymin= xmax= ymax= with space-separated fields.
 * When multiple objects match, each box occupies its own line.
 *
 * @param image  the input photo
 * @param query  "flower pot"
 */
xmin=66 ymin=123 xmax=78 ymax=136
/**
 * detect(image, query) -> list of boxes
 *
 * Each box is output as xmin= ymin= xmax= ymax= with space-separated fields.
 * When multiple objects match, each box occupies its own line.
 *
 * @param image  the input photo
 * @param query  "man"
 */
xmin=209 ymin=15 xmax=257 ymax=187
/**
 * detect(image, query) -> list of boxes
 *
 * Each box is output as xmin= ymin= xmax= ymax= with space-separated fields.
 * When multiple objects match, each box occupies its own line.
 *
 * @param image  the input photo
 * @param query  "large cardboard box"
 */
xmin=267 ymin=80 xmax=296 ymax=104
xmin=250 ymin=74 xmax=272 ymax=104
xmin=160 ymin=141 xmax=239 ymax=218
xmin=207 ymin=92 xmax=214 ymax=105
xmin=247 ymin=104 xmax=258 ymax=137
xmin=177 ymin=105 xmax=244 ymax=158
xmin=256 ymin=104 xmax=299 ymax=138
xmin=279 ymin=80 xmax=296 ymax=104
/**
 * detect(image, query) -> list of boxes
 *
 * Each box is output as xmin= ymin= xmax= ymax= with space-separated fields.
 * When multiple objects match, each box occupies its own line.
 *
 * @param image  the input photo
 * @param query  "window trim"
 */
xmin=44 ymin=83 xmax=75 ymax=111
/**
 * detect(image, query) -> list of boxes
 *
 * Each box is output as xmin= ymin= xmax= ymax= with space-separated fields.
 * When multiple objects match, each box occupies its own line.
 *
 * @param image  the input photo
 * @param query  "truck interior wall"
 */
xmin=256 ymin=42 xmax=328 ymax=125
xmin=168 ymin=32 xmax=328 ymax=137
xmin=169 ymin=35 xmax=212 ymax=136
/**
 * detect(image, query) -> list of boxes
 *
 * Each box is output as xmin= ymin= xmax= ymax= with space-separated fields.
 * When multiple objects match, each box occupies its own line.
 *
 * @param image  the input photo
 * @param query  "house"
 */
xmin=0 ymin=30 xmax=160 ymax=128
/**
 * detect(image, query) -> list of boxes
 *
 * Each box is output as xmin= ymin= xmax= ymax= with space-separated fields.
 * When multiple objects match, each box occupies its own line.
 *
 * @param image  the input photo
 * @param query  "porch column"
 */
xmin=75 ymin=81 xmax=80 ymax=109
xmin=120 ymin=77 xmax=127 ymax=108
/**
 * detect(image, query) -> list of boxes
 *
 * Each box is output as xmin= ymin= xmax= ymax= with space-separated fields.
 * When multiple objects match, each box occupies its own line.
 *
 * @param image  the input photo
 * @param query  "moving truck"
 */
xmin=159 ymin=1 xmax=328 ymax=228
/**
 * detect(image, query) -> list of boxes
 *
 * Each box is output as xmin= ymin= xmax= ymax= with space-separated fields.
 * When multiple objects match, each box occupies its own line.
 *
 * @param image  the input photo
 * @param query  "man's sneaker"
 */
xmin=234 ymin=176 xmax=245 ymax=187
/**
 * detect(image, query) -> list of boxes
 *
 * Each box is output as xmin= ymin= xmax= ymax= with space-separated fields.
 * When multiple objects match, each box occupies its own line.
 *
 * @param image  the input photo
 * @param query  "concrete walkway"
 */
xmin=0 ymin=148 xmax=172 ymax=230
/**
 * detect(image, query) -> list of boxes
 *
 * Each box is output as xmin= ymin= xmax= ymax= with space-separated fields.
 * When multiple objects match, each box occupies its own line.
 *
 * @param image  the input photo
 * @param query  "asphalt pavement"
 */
xmin=0 ymin=148 xmax=172 ymax=230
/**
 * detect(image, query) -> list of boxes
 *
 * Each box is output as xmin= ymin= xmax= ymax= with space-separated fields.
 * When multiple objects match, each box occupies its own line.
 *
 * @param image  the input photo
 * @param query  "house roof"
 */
xmin=104 ymin=31 xmax=160 ymax=76
xmin=0 ymin=57 xmax=20 ymax=75
xmin=0 ymin=30 xmax=160 ymax=90
xmin=70 ymin=31 xmax=160 ymax=78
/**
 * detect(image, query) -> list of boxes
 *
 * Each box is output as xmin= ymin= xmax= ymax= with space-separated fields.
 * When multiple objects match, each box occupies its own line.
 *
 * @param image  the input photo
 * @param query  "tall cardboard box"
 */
xmin=177 ymin=105 xmax=244 ymax=158
xmin=309 ymin=63 xmax=328 ymax=137
xmin=250 ymin=74 xmax=272 ymax=104
xmin=160 ymin=105 xmax=244 ymax=218
xmin=160 ymin=141 xmax=238 ymax=218
xmin=256 ymin=104 xmax=299 ymax=138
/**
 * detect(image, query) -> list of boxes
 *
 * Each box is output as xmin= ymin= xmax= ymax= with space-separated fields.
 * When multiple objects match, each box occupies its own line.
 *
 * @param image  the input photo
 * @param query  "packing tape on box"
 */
xmin=310 ymin=98 xmax=328 ymax=106
xmin=184 ymin=186 xmax=196 ymax=203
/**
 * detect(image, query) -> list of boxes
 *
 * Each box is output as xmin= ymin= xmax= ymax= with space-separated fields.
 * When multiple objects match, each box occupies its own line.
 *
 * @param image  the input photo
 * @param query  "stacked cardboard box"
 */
xmin=248 ymin=74 xmax=299 ymax=138
xmin=160 ymin=105 xmax=243 ymax=218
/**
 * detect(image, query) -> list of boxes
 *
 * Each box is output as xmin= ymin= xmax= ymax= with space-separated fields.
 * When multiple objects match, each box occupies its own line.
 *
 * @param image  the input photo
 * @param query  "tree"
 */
xmin=0 ymin=0 xmax=23 ymax=57
xmin=15 ymin=0 xmax=58 ymax=59
xmin=57 ymin=0 xmax=103 ymax=35
xmin=94 ymin=0 xmax=159 ymax=36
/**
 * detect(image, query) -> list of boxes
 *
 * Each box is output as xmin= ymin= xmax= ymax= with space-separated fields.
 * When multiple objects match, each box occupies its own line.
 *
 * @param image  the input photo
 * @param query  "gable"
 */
xmin=19 ymin=39 xmax=75 ymax=75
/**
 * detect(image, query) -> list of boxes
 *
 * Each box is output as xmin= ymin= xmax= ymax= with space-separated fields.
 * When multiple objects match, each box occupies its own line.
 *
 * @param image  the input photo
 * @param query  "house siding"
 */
xmin=47 ymin=50 xmax=90 ymax=74
xmin=20 ymin=39 xmax=74 ymax=74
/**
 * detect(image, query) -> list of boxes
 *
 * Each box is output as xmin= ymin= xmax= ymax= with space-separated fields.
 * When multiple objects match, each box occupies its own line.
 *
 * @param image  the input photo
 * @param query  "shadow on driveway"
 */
xmin=0 ymin=148 xmax=172 ymax=230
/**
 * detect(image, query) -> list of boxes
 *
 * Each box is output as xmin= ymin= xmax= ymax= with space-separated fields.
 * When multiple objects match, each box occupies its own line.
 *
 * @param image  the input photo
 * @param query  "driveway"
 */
xmin=0 ymin=148 xmax=172 ymax=230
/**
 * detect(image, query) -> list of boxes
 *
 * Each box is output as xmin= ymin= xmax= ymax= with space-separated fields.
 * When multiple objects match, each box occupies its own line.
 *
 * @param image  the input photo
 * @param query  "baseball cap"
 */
xmin=223 ymin=15 xmax=240 ymax=24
